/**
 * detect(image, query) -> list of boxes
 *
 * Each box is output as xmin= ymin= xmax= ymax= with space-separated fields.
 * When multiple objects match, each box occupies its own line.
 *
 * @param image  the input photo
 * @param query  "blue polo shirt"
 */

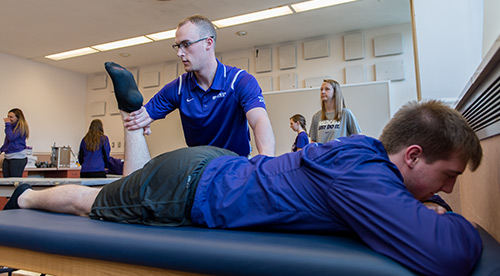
xmin=144 ymin=60 xmax=266 ymax=156
xmin=191 ymin=135 xmax=482 ymax=276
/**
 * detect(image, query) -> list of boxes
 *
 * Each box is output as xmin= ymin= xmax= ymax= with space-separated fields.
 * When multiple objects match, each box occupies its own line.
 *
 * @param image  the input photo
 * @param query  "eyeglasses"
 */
xmin=172 ymin=36 xmax=214 ymax=51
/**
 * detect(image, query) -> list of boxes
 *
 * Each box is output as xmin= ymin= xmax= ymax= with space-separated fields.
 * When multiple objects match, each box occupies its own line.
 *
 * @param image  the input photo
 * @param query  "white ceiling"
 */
xmin=0 ymin=0 xmax=410 ymax=75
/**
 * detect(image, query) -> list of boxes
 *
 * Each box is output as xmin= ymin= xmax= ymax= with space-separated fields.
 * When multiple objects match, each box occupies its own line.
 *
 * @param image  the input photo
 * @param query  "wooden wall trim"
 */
xmin=0 ymin=246 xmax=205 ymax=276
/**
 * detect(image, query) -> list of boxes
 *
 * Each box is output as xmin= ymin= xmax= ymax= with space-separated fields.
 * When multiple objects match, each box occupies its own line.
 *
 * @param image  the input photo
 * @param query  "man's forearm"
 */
xmin=254 ymin=121 xmax=275 ymax=156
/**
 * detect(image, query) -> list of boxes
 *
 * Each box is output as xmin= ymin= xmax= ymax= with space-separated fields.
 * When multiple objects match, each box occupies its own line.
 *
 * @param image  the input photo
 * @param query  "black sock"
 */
xmin=3 ymin=183 xmax=32 ymax=210
xmin=105 ymin=62 xmax=143 ymax=112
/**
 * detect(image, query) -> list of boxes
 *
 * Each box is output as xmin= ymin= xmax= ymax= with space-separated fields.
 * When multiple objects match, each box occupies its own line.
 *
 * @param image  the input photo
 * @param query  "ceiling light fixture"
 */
xmin=45 ymin=47 xmax=99 ymax=61
xmin=291 ymin=0 xmax=360 ymax=13
xmin=146 ymin=29 xmax=177 ymax=41
xmin=213 ymin=6 xmax=293 ymax=28
xmin=92 ymin=36 xmax=153 ymax=51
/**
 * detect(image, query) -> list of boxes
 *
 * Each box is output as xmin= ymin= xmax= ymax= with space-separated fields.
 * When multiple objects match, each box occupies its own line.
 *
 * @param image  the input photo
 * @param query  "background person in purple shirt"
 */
xmin=289 ymin=114 xmax=309 ymax=152
xmin=1 ymin=108 xmax=29 ymax=177
xmin=78 ymin=119 xmax=111 ymax=178
xmin=5 ymin=100 xmax=483 ymax=276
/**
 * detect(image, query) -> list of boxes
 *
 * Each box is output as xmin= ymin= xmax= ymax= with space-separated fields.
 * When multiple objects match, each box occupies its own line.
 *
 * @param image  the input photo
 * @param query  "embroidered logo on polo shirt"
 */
xmin=212 ymin=92 xmax=226 ymax=100
xmin=258 ymin=96 xmax=265 ymax=103
xmin=187 ymin=98 xmax=194 ymax=102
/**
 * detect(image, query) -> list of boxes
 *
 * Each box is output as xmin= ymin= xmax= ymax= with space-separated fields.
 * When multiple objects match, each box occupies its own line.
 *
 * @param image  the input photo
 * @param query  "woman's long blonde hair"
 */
xmin=321 ymin=79 xmax=346 ymax=121
xmin=9 ymin=108 xmax=29 ymax=139
xmin=83 ymin=119 xmax=105 ymax=151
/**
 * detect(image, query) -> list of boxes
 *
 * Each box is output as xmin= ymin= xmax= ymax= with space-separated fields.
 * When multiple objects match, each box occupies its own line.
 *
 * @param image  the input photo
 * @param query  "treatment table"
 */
xmin=0 ymin=209 xmax=499 ymax=276
xmin=0 ymin=177 xmax=118 ymax=197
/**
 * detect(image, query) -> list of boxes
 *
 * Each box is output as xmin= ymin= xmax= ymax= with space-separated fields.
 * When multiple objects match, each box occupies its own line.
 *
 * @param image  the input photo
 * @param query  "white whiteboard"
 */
xmin=342 ymin=81 xmax=391 ymax=138
xmin=251 ymin=81 xmax=391 ymax=156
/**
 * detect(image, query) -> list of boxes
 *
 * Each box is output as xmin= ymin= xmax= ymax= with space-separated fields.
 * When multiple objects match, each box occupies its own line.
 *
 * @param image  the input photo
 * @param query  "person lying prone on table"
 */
xmin=4 ymin=97 xmax=482 ymax=276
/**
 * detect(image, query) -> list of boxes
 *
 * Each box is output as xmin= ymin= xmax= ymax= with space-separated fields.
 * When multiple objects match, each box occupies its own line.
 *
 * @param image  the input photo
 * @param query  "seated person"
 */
xmin=3 ymin=67 xmax=483 ymax=276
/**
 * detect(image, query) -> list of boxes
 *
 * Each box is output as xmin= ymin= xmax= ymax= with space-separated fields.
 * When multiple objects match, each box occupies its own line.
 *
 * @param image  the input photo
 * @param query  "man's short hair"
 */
xmin=178 ymin=14 xmax=217 ymax=44
xmin=379 ymin=100 xmax=482 ymax=171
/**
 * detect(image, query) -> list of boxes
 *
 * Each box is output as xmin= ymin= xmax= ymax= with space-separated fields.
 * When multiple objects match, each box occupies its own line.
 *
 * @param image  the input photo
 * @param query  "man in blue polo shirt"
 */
xmin=115 ymin=14 xmax=275 ymax=160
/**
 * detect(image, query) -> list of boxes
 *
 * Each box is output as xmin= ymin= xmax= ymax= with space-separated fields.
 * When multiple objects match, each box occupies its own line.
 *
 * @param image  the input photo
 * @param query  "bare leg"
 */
xmin=121 ymin=110 xmax=151 ymax=176
xmin=17 ymin=185 xmax=101 ymax=216
xmin=7 ymin=112 xmax=149 ymax=213
xmin=105 ymin=61 xmax=150 ymax=176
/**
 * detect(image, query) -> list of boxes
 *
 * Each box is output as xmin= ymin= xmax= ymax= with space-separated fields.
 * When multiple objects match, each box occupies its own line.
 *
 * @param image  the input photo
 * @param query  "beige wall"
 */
xmin=483 ymin=0 xmax=500 ymax=57
xmin=445 ymin=135 xmax=500 ymax=242
xmin=440 ymin=135 xmax=500 ymax=243
xmin=0 ymin=52 xmax=86 ymax=156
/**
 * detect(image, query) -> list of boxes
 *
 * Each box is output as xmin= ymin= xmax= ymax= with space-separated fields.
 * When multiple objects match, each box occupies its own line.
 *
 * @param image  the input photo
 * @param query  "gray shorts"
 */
xmin=89 ymin=146 xmax=237 ymax=226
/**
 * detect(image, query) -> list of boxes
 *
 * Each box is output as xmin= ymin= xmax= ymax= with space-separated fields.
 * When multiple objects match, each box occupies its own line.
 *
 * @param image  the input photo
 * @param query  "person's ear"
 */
xmin=404 ymin=145 xmax=423 ymax=169
xmin=205 ymin=37 xmax=214 ymax=51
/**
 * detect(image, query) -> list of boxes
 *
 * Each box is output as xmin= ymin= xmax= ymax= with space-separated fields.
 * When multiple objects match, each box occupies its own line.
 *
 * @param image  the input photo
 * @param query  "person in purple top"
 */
xmin=1 ymin=108 xmax=29 ymax=177
xmin=78 ymin=119 xmax=111 ymax=178
xmin=5 ymin=98 xmax=483 ymax=276
xmin=289 ymin=114 xmax=309 ymax=152
xmin=104 ymin=14 xmax=275 ymax=162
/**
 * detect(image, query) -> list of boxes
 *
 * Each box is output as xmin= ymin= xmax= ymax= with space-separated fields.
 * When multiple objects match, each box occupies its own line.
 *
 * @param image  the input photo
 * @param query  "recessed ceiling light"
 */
xmin=45 ymin=47 xmax=98 ymax=61
xmin=146 ymin=29 xmax=176 ymax=41
xmin=213 ymin=6 xmax=293 ymax=28
xmin=120 ymin=53 xmax=131 ymax=57
xmin=236 ymin=31 xmax=248 ymax=36
xmin=291 ymin=0 xmax=360 ymax=13
xmin=92 ymin=36 xmax=153 ymax=51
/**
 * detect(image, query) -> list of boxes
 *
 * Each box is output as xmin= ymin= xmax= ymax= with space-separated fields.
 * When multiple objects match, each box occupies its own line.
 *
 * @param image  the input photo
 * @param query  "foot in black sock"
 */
xmin=3 ymin=183 xmax=32 ymax=210
xmin=105 ymin=61 xmax=144 ymax=113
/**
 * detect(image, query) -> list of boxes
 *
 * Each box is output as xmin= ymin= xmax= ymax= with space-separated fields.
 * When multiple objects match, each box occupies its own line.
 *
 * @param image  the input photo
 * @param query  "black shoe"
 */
xmin=3 ymin=183 xmax=32 ymax=210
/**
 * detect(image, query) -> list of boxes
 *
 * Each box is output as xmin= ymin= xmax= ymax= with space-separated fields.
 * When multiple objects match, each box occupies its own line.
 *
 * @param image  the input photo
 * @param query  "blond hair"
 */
xmin=8 ymin=108 xmax=29 ymax=139
xmin=321 ymin=79 xmax=345 ymax=121
xmin=178 ymin=14 xmax=217 ymax=45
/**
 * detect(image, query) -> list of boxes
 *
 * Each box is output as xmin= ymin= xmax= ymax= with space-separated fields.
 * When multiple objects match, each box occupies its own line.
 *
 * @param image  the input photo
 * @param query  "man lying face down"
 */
xmin=4 ymin=65 xmax=482 ymax=276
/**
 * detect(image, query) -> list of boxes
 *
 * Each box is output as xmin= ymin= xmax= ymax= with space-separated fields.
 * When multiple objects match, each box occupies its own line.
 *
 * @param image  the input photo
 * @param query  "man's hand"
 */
xmin=123 ymin=106 xmax=154 ymax=135
xmin=424 ymin=201 xmax=478 ymax=228
xmin=423 ymin=202 xmax=448 ymax=215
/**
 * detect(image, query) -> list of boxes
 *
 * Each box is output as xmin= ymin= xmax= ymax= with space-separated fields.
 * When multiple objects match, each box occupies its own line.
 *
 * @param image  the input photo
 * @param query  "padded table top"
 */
xmin=0 ymin=177 xmax=118 ymax=197
xmin=0 ymin=177 xmax=117 ymax=186
xmin=0 ymin=209 xmax=499 ymax=276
